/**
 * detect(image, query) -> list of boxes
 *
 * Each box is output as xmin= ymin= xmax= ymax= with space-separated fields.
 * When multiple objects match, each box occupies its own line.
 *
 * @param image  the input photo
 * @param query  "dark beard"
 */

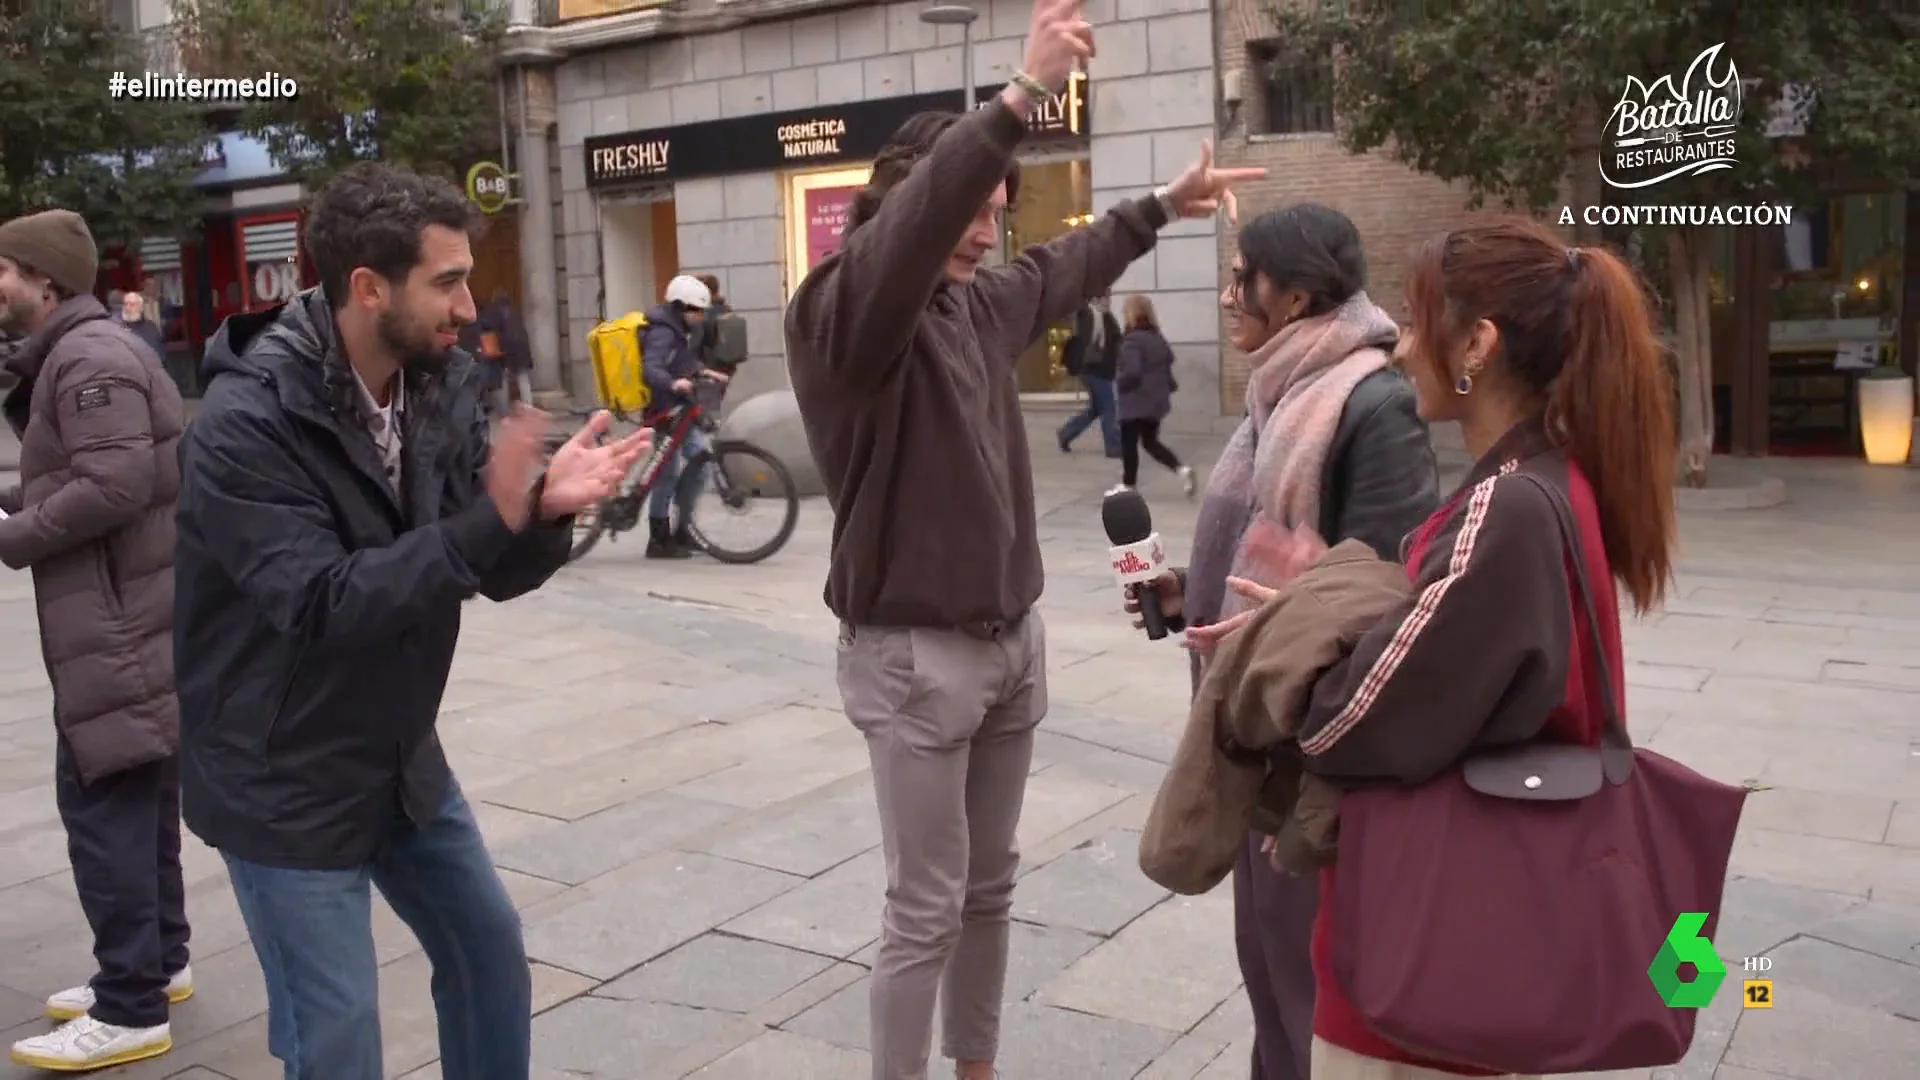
xmin=377 ymin=308 xmax=452 ymax=375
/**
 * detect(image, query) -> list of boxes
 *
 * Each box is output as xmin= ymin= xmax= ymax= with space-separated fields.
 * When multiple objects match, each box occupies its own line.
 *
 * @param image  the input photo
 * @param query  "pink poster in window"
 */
xmin=804 ymin=186 xmax=860 ymax=270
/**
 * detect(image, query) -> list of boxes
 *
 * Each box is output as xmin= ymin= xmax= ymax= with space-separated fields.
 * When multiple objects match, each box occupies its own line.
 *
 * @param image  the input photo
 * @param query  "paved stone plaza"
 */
xmin=1 ymin=417 xmax=1918 ymax=1079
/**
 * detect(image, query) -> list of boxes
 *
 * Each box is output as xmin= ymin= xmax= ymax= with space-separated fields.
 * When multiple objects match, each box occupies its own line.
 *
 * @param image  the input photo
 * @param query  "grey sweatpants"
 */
xmin=835 ymin=614 xmax=1048 ymax=1080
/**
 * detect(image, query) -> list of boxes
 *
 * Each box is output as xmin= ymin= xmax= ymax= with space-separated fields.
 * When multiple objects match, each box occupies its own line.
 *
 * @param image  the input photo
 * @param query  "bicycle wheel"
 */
xmin=676 ymin=441 xmax=799 ymax=564
xmin=568 ymin=501 xmax=609 ymax=562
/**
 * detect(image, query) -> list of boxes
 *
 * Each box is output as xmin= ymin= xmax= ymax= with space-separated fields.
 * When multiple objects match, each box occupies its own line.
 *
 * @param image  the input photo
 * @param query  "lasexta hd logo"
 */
xmin=1648 ymin=912 xmax=1727 ymax=1007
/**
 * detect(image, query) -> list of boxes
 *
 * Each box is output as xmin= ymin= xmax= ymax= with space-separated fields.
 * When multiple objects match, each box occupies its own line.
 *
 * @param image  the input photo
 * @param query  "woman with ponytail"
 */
xmin=1232 ymin=217 xmax=1678 ymax=1079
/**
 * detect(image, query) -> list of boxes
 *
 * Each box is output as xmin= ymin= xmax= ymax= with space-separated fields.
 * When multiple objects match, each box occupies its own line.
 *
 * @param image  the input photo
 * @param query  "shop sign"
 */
xmin=251 ymin=260 xmax=302 ymax=305
xmin=466 ymin=161 xmax=513 ymax=214
xmin=585 ymin=74 xmax=1092 ymax=188
xmin=803 ymin=186 xmax=861 ymax=270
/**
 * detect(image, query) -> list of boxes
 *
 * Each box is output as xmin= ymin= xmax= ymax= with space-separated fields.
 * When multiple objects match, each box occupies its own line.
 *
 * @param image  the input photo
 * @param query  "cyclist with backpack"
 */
xmin=1055 ymin=292 xmax=1122 ymax=457
xmin=640 ymin=274 xmax=726 ymax=558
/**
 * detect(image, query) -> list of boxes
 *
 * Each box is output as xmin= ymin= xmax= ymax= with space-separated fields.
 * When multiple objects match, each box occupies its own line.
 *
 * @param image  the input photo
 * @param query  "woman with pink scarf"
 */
xmin=1126 ymin=204 xmax=1439 ymax=1080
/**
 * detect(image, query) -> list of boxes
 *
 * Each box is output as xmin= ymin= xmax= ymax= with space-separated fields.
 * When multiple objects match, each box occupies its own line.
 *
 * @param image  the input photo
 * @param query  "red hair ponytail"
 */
xmin=1406 ymin=219 xmax=1677 ymax=614
xmin=1551 ymin=247 xmax=1677 ymax=613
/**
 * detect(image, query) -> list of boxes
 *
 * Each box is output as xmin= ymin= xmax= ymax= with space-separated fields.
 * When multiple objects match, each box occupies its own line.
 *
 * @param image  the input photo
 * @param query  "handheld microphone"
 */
xmin=1102 ymin=488 xmax=1171 ymax=641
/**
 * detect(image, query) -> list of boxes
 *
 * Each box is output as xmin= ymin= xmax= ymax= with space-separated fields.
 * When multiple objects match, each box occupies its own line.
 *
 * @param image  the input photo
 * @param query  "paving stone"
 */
xmin=531 ymin=996 xmax=735 ymax=1077
xmin=694 ymin=782 xmax=881 ymax=877
xmin=597 ymin=933 xmax=836 ymax=1012
xmin=522 ymin=853 xmax=802 ymax=980
xmin=722 ymin=848 xmax=885 ymax=959
xmin=493 ymin=791 xmax=742 ymax=884
xmin=1012 ymin=830 xmax=1170 ymax=937
xmin=780 ymin=975 xmax=874 ymax=1051
xmin=1758 ymin=936 xmax=1920 ymax=1016
xmin=990 ymin=1001 xmax=1180 ymax=1078
xmin=686 ymin=1028 xmax=869 ymax=1078
xmin=671 ymin=729 xmax=869 ymax=810
xmin=1036 ymin=890 xmax=1241 ymax=1032
xmin=1722 ymin=982 xmax=1920 ymax=1079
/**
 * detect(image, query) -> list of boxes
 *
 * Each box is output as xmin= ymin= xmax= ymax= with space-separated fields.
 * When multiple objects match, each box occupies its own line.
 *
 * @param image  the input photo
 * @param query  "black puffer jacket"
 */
xmin=174 ymin=290 xmax=572 ymax=868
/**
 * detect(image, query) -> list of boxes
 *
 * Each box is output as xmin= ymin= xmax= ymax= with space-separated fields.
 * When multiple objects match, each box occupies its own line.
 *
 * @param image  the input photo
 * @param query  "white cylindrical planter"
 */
xmin=1857 ymin=372 xmax=1915 ymax=465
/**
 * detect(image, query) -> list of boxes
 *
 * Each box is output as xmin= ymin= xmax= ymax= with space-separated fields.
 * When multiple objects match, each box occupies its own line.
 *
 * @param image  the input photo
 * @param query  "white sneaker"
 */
xmin=44 ymin=966 xmax=193 ymax=1022
xmin=1106 ymin=483 xmax=1133 ymax=496
xmin=10 ymin=1015 xmax=171 ymax=1071
xmin=1178 ymin=465 xmax=1197 ymax=497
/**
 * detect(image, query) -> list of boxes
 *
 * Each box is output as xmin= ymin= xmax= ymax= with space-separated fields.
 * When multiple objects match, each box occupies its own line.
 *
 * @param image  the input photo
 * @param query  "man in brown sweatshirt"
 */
xmin=784 ymin=4 xmax=1262 ymax=1077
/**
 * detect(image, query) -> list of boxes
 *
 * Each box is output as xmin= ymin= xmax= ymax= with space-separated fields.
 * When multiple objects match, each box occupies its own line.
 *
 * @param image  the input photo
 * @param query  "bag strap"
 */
xmin=1511 ymin=470 xmax=1634 ymax=783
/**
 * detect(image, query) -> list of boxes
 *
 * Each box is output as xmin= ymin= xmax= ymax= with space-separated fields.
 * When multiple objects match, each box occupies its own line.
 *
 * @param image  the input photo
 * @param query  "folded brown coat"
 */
xmin=1139 ymin=539 xmax=1412 ymax=895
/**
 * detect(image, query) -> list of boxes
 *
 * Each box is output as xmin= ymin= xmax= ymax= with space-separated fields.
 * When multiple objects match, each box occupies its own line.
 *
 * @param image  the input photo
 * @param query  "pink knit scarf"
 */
xmin=1193 ymin=292 xmax=1399 ymax=623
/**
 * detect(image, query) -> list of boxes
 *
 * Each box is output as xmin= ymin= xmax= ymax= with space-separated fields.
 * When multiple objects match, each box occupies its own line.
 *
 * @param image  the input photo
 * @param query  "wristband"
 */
xmin=1010 ymin=71 xmax=1053 ymax=100
xmin=1152 ymin=184 xmax=1178 ymax=221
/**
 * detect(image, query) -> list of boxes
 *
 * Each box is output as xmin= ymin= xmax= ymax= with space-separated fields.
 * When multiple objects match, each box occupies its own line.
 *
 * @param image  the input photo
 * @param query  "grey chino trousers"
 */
xmin=835 ymin=613 xmax=1047 ymax=1080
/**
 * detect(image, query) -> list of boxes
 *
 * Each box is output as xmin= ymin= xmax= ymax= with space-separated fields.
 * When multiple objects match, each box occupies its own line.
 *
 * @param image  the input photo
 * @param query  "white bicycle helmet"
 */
xmin=663 ymin=274 xmax=711 ymax=310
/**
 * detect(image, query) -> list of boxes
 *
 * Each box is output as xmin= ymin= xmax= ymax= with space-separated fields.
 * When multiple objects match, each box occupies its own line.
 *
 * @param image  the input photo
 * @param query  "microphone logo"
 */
xmin=1113 ymin=551 xmax=1154 ymax=576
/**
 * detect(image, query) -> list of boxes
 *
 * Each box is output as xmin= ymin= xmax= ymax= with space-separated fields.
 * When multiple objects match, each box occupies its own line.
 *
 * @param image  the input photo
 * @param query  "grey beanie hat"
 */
xmin=0 ymin=210 xmax=99 ymax=298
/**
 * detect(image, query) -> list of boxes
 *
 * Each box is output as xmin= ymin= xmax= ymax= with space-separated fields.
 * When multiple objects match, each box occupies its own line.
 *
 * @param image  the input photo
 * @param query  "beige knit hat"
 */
xmin=0 ymin=210 xmax=99 ymax=298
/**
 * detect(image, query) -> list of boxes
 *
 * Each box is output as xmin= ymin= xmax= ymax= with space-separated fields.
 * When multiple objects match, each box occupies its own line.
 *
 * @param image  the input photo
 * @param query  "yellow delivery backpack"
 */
xmin=587 ymin=311 xmax=653 ymax=418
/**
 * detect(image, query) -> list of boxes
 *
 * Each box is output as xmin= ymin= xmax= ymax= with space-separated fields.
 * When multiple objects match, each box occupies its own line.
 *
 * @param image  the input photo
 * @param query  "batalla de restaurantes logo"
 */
xmin=1601 ymin=43 xmax=1742 ymax=190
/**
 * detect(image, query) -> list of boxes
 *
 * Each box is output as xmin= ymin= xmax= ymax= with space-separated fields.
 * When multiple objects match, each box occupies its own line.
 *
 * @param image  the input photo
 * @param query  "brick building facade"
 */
xmin=1210 ymin=2 xmax=1496 ymax=415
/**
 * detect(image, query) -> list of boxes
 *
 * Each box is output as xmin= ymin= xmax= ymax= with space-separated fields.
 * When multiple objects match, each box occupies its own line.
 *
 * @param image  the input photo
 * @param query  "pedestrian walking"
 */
xmin=1220 ymin=218 xmax=1681 ymax=1079
xmin=1124 ymin=203 xmax=1439 ymax=1080
xmin=783 ymin=1 xmax=1263 ymax=1075
xmin=0 ymin=209 xmax=191 ymax=1073
xmin=1112 ymin=293 xmax=1195 ymax=496
xmin=1054 ymin=294 xmax=1121 ymax=456
xmin=172 ymin=163 xmax=650 ymax=1080
xmin=473 ymin=287 xmax=534 ymax=413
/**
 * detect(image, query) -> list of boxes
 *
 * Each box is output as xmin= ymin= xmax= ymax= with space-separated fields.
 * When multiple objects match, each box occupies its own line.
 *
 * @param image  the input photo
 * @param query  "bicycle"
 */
xmin=567 ymin=373 xmax=799 ymax=565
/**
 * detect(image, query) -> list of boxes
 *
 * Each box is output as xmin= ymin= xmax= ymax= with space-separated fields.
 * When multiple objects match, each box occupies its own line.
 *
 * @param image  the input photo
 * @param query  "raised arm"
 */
xmin=783 ymin=0 xmax=1094 ymax=393
xmin=785 ymin=99 xmax=1029 ymax=395
xmin=979 ymin=197 xmax=1168 ymax=354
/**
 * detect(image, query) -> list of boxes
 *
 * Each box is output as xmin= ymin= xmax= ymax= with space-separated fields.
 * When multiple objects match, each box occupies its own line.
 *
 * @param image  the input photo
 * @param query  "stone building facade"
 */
xmin=517 ymin=0 xmax=1227 ymax=434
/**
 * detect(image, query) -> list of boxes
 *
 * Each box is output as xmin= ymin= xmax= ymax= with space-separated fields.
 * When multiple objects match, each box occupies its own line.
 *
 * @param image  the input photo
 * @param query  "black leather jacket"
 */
xmin=1314 ymin=366 xmax=1439 ymax=559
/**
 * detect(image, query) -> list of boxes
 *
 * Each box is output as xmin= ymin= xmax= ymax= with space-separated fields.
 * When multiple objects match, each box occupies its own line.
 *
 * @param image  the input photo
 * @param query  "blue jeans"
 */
xmin=223 ymin=783 xmax=530 ymax=1080
xmin=1057 ymin=374 xmax=1120 ymax=455
xmin=649 ymin=423 xmax=711 ymax=523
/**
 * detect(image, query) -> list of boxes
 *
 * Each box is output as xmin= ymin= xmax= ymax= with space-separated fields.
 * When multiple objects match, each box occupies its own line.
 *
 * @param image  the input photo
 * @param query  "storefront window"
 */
xmin=1773 ymin=194 xmax=1905 ymax=323
xmin=1005 ymin=157 xmax=1093 ymax=393
xmin=783 ymin=165 xmax=871 ymax=298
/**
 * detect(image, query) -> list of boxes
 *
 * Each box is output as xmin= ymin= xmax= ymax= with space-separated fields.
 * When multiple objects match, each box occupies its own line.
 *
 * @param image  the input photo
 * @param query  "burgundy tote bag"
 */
xmin=1327 ymin=474 xmax=1748 ymax=1074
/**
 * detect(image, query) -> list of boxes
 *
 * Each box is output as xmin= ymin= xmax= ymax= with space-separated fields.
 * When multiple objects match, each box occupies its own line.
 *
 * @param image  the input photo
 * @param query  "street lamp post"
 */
xmin=919 ymin=5 xmax=980 ymax=110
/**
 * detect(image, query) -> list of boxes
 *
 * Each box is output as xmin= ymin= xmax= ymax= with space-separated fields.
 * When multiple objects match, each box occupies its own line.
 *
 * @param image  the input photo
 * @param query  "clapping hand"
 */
xmin=1165 ymin=140 xmax=1266 ymax=221
xmin=539 ymin=411 xmax=653 ymax=520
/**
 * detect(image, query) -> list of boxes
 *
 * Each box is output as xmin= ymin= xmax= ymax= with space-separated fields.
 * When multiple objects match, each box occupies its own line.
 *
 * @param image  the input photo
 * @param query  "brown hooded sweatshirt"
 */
xmin=785 ymin=98 xmax=1169 ymax=627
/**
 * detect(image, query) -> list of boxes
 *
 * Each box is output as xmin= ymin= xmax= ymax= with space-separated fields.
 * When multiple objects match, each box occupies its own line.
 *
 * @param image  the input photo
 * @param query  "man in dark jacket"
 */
xmin=0 ymin=210 xmax=190 ymax=1071
xmin=1055 ymin=294 xmax=1122 ymax=457
xmin=172 ymin=163 xmax=649 ymax=1080
xmin=639 ymin=273 xmax=725 ymax=559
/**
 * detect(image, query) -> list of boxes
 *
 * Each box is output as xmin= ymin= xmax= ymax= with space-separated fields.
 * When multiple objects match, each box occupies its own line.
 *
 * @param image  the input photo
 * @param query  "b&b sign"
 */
xmin=466 ymin=161 xmax=514 ymax=214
